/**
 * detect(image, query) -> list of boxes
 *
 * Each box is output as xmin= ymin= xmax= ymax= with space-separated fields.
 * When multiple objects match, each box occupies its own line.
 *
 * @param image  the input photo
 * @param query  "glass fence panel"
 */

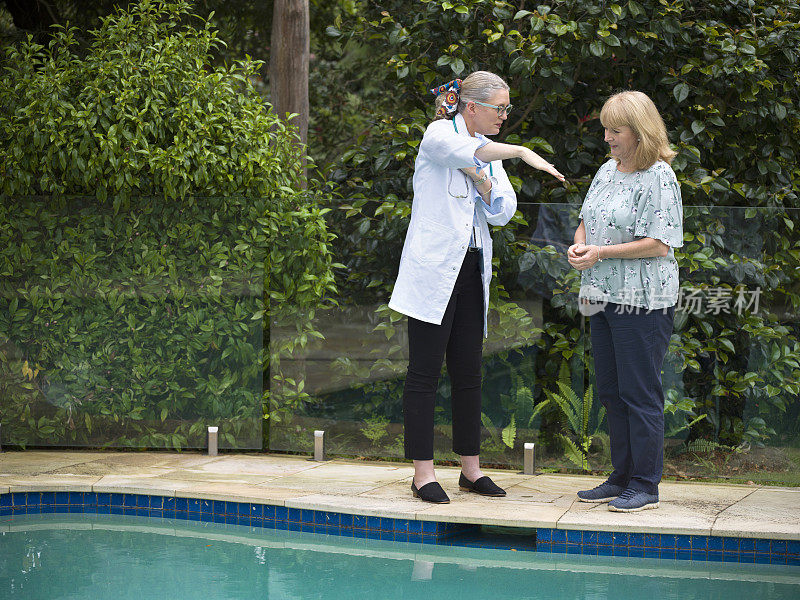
xmin=0 ymin=197 xmax=263 ymax=449
xmin=270 ymin=204 xmax=800 ymax=484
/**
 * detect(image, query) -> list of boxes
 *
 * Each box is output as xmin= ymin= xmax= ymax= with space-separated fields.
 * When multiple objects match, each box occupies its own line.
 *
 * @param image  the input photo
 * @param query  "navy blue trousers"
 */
xmin=590 ymin=303 xmax=675 ymax=495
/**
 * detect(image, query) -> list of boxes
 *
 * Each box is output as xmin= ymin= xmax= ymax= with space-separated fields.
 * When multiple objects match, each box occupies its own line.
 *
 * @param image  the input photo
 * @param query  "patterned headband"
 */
xmin=430 ymin=78 xmax=462 ymax=119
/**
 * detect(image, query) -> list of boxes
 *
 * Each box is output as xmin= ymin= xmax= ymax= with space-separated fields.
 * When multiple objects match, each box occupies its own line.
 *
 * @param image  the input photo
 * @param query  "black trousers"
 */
xmin=590 ymin=303 xmax=675 ymax=495
xmin=403 ymin=251 xmax=484 ymax=460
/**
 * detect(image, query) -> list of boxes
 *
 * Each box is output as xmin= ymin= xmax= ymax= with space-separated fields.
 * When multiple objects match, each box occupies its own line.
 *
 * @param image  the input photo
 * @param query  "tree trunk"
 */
xmin=269 ymin=0 xmax=310 ymax=150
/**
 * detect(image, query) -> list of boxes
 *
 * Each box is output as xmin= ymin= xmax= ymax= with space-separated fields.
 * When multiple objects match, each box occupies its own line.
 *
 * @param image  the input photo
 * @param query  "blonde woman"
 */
xmin=389 ymin=71 xmax=564 ymax=503
xmin=568 ymin=91 xmax=683 ymax=512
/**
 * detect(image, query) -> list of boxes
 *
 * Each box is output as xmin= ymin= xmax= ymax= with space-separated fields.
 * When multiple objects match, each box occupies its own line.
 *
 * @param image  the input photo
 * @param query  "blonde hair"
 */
xmin=600 ymin=90 xmax=676 ymax=170
xmin=433 ymin=71 xmax=509 ymax=120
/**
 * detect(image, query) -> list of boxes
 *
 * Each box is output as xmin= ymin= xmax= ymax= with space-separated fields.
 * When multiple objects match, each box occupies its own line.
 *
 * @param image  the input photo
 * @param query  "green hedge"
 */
xmin=0 ymin=0 xmax=336 ymax=448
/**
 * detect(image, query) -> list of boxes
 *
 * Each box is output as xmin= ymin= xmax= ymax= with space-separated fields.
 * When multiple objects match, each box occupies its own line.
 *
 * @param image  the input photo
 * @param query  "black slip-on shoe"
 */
xmin=411 ymin=480 xmax=450 ymax=504
xmin=458 ymin=473 xmax=506 ymax=497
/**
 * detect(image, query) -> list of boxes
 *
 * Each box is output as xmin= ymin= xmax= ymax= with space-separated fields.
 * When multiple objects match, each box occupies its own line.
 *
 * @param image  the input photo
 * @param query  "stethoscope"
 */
xmin=448 ymin=118 xmax=493 ymax=197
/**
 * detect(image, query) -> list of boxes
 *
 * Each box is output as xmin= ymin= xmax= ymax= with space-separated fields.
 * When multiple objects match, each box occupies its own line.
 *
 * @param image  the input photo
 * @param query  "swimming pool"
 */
xmin=2 ymin=514 xmax=799 ymax=600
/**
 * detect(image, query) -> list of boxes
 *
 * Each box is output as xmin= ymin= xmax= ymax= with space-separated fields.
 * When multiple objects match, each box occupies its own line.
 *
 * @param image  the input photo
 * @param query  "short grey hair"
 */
xmin=433 ymin=71 xmax=509 ymax=120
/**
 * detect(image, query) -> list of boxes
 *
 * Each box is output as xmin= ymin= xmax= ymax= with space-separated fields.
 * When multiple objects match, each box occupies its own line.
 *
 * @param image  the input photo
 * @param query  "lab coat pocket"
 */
xmin=410 ymin=218 xmax=453 ymax=263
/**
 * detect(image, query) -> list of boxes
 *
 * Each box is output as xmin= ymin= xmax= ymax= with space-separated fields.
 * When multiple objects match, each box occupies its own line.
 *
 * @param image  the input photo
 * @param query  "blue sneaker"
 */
xmin=607 ymin=488 xmax=659 ymax=512
xmin=576 ymin=481 xmax=625 ymax=503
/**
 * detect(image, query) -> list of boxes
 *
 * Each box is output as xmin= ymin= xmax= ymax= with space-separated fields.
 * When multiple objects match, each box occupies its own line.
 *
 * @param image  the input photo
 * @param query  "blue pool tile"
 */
xmin=691 ymin=536 xmax=708 ymax=551
xmin=95 ymin=493 xmax=109 ymax=506
xmin=149 ymin=509 xmax=163 ymax=518
xmin=787 ymin=555 xmax=800 ymax=567
xmin=109 ymin=494 xmax=123 ymax=506
xmin=327 ymin=512 xmax=342 ymax=527
xmin=201 ymin=500 xmax=213 ymax=513
xmin=772 ymin=540 xmax=787 ymax=554
xmin=707 ymin=536 xmax=724 ymax=551
xmin=395 ymin=532 xmax=409 ymax=543
xmin=353 ymin=515 xmax=366 ymax=529
xmin=754 ymin=538 xmax=771 ymax=553
xmin=299 ymin=509 xmax=313 ymax=524
xmin=379 ymin=518 xmax=394 ymax=532
xmin=566 ymin=530 xmax=582 ymax=544
xmin=70 ymin=505 xmax=85 ymax=514
xmin=123 ymin=494 xmax=137 ymax=508
xmin=227 ymin=514 xmax=241 ymax=525
xmin=187 ymin=512 xmax=201 ymax=521
xmin=161 ymin=497 xmax=174 ymax=510
xmin=613 ymin=546 xmax=629 ymax=557
xmin=754 ymin=553 xmax=771 ymax=564
xmin=149 ymin=496 xmax=163 ymax=510
xmin=262 ymin=505 xmax=274 ymax=520
xmin=54 ymin=505 xmax=69 ymax=514
xmin=691 ymin=550 xmax=707 ymax=561
xmin=582 ymin=544 xmax=599 ymax=556
xmin=27 ymin=505 xmax=41 ymax=515
xmin=174 ymin=497 xmax=187 ymax=512
xmin=786 ymin=540 xmax=800 ymax=555
xmin=200 ymin=512 xmax=213 ymax=523
xmin=394 ymin=519 xmax=409 ymax=533
xmin=287 ymin=521 xmax=302 ymax=532
xmin=771 ymin=554 xmax=787 ymax=565
xmin=250 ymin=517 xmax=263 ymax=528
xmin=273 ymin=506 xmax=287 ymax=522
xmin=26 ymin=492 xmax=41 ymax=506
xmin=135 ymin=508 xmax=149 ymax=517
xmin=660 ymin=549 xmax=676 ymax=560
xmin=12 ymin=506 xmax=26 ymax=514
xmin=171 ymin=509 xmax=184 ymax=520
xmin=85 ymin=493 xmax=98 ymax=506
xmin=352 ymin=528 xmax=366 ymax=539
xmin=676 ymin=550 xmax=691 ymax=561
xmin=660 ymin=534 xmax=677 ymax=549
xmin=213 ymin=500 xmax=226 ymax=515
xmin=644 ymin=534 xmax=659 ymax=548
xmin=249 ymin=504 xmax=262 ymax=518
xmin=643 ymin=548 xmax=659 ymax=559
xmin=0 ymin=494 xmax=10 ymax=507
xmin=597 ymin=545 xmax=613 ymax=556
xmin=723 ymin=537 xmax=740 ymax=552
xmin=551 ymin=529 xmax=567 ymax=543
xmin=12 ymin=492 xmax=27 ymax=506
xmin=740 ymin=553 xmax=755 ymax=563
xmin=136 ymin=495 xmax=150 ymax=508
xmin=551 ymin=543 xmax=566 ymax=554
xmin=378 ymin=530 xmax=393 ymax=541
xmin=738 ymin=538 xmax=755 ymax=553
xmin=596 ymin=531 xmax=612 ymax=546
xmin=313 ymin=510 xmax=326 ymax=525
xmin=421 ymin=535 xmax=437 ymax=545
xmin=417 ymin=519 xmax=436 ymax=533
xmin=708 ymin=551 xmax=724 ymax=562
xmin=55 ymin=492 xmax=69 ymax=505
xmin=537 ymin=528 xmax=553 ymax=543
xmin=288 ymin=507 xmax=302 ymax=522
xmin=236 ymin=502 xmax=250 ymax=516
xmin=69 ymin=491 xmax=86 ymax=505
xmin=611 ymin=532 xmax=628 ymax=546
xmin=212 ymin=514 xmax=225 ymax=524
xmin=628 ymin=533 xmax=644 ymax=547
xmin=566 ymin=544 xmax=581 ymax=555
xmin=723 ymin=552 xmax=739 ymax=563
xmin=184 ymin=498 xmax=199 ymax=512
xmin=110 ymin=506 xmax=124 ymax=515
xmin=582 ymin=531 xmax=598 ymax=545
xmin=40 ymin=504 xmax=55 ymax=514
xmin=367 ymin=516 xmax=381 ymax=531
xmin=675 ymin=535 xmax=692 ymax=550
xmin=628 ymin=548 xmax=644 ymax=558
xmin=275 ymin=520 xmax=288 ymax=531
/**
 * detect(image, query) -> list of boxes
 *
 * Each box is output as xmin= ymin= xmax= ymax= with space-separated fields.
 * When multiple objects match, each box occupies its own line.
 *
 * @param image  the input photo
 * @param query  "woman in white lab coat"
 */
xmin=389 ymin=71 xmax=565 ymax=503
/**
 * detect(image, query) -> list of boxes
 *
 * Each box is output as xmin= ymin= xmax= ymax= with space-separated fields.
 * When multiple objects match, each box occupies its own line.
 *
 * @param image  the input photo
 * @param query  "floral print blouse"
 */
xmin=578 ymin=159 xmax=684 ymax=310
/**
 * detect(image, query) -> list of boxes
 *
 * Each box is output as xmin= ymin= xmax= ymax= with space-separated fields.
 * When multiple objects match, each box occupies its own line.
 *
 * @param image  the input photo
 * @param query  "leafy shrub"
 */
xmin=0 ymin=0 xmax=335 ymax=448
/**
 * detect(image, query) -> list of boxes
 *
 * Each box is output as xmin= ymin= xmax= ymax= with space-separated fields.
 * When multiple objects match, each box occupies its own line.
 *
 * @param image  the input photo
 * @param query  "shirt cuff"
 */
xmin=475 ymin=177 xmax=504 ymax=214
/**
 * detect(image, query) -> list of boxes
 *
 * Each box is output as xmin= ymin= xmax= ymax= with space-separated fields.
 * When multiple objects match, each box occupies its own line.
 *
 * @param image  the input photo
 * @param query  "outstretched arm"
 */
xmin=475 ymin=142 xmax=565 ymax=182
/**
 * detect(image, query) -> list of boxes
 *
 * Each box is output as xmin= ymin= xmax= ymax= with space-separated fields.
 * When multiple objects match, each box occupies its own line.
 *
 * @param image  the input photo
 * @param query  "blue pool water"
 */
xmin=1 ymin=515 xmax=799 ymax=600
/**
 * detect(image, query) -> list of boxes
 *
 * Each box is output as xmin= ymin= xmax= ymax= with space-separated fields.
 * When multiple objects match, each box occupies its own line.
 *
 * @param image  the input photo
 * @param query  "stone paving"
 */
xmin=1 ymin=450 xmax=798 ymax=539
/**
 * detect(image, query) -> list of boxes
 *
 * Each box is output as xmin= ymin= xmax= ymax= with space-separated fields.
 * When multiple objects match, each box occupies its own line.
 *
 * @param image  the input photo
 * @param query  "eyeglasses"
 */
xmin=473 ymin=100 xmax=513 ymax=117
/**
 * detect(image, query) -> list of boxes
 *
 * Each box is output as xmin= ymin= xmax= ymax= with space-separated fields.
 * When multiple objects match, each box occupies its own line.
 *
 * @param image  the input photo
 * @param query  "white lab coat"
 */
xmin=388 ymin=112 xmax=517 ymax=335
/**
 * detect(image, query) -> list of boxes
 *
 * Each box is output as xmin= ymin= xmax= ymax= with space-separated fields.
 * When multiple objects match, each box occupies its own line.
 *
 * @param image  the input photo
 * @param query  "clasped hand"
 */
xmin=567 ymin=243 xmax=601 ymax=270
